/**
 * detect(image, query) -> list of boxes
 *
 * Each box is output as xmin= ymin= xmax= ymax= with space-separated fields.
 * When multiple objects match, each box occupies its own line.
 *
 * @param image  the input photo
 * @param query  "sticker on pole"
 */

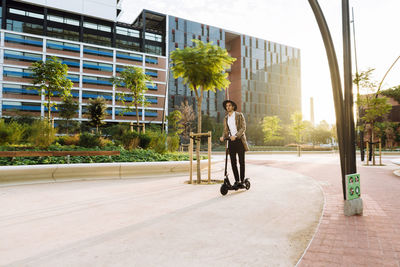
xmin=346 ymin=173 xmax=361 ymax=200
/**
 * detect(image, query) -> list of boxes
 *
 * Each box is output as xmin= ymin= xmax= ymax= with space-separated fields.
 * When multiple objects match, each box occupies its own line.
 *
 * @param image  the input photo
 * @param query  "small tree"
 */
xmin=355 ymin=69 xmax=392 ymax=164
xmin=171 ymin=40 xmax=236 ymax=183
xmin=87 ymin=97 xmax=107 ymax=133
xmin=27 ymin=119 xmax=57 ymax=148
xmin=290 ymin=112 xmax=305 ymax=156
xmin=59 ymin=95 xmax=78 ymax=134
xmin=262 ymin=116 xmax=282 ymax=145
xmin=29 ymin=56 xmax=73 ymax=121
xmin=167 ymin=110 xmax=184 ymax=135
xmin=311 ymin=120 xmax=332 ymax=145
xmin=111 ymin=66 xmax=152 ymax=133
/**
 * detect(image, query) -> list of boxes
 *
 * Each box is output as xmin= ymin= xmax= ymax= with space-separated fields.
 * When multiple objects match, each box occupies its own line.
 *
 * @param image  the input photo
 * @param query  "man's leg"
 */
xmin=229 ymin=142 xmax=240 ymax=182
xmin=238 ymin=142 xmax=245 ymax=182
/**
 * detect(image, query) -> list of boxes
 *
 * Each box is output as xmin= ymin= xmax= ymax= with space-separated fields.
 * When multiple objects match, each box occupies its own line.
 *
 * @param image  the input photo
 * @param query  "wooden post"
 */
xmin=379 ymin=138 xmax=382 ymax=166
xmin=372 ymin=142 xmax=376 ymax=166
xmin=208 ymin=131 xmax=211 ymax=184
xmin=366 ymin=142 xmax=369 ymax=166
xmin=189 ymin=132 xmax=193 ymax=184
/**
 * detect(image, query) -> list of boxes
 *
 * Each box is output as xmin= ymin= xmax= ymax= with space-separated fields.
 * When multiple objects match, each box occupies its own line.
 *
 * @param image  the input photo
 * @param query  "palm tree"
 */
xmin=170 ymin=40 xmax=235 ymax=183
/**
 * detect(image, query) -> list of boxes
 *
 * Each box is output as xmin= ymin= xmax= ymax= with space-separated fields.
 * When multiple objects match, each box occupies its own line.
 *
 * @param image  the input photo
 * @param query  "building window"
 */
xmin=145 ymin=32 xmax=162 ymax=42
xmin=47 ymin=40 xmax=80 ymax=52
xmin=83 ymin=21 xmax=111 ymax=32
xmin=172 ymin=30 xmax=175 ymax=42
xmin=83 ymin=61 xmax=113 ymax=72
xmin=5 ymin=33 xmax=42 ymax=47
xmin=9 ymin=8 xmax=43 ymax=19
xmin=83 ymin=33 xmax=111 ymax=46
xmin=47 ymin=56 xmax=79 ymax=68
xmin=4 ymin=50 xmax=41 ymax=62
xmin=47 ymin=14 xmax=79 ymax=26
xmin=116 ymin=26 xmax=139 ymax=38
xmin=116 ymin=39 xmax=140 ymax=51
xmin=145 ymin=44 xmax=162 ymax=55
xmin=175 ymin=17 xmax=178 ymax=30
xmin=6 ymin=19 xmax=43 ymax=35
xmin=220 ymin=29 xmax=223 ymax=40
xmin=84 ymin=46 xmax=113 ymax=57
xmin=201 ymin=24 xmax=204 ymax=36
xmin=47 ymin=27 xmax=79 ymax=41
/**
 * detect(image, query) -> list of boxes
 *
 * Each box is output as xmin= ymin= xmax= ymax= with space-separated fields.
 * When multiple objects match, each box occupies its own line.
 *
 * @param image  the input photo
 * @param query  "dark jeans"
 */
xmin=228 ymin=139 xmax=245 ymax=182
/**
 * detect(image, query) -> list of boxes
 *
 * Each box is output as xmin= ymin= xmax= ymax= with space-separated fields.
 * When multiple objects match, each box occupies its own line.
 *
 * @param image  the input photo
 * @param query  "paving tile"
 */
xmin=265 ymin=159 xmax=400 ymax=266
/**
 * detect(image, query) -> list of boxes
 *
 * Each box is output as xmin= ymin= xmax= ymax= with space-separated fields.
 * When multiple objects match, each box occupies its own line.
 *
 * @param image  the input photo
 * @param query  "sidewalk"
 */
xmin=248 ymin=156 xmax=400 ymax=266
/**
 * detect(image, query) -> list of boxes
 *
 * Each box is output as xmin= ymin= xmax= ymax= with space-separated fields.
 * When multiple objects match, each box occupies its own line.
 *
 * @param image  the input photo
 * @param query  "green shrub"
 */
xmin=119 ymin=131 xmax=139 ymax=150
xmin=139 ymin=133 xmax=152 ymax=149
xmin=149 ymin=131 xmax=167 ymax=153
xmin=0 ymin=120 xmax=25 ymax=145
xmin=167 ymin=134 xmax=180 ymax=152
xmin=99 ymin=137 xmax=114 ymax=147
xmin=27 ymin=120 xmax=57 ymax=148
xmin=78 ymin=132 xmax=101 ymax=148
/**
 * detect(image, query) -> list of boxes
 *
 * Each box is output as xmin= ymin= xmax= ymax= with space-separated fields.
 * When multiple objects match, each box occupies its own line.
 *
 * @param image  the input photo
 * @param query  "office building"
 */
xmin=0 ymin=2 xmax=301 ymax=127
xmin=166 ymin=15 xmax=301 ymax=124
xmin=0 ymin=1 xmax=168 ymax=126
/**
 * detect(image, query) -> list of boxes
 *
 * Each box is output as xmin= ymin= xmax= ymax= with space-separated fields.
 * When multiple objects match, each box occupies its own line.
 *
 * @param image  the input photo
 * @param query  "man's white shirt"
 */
xmin=227 ymin=112 xmax=238 ymax=136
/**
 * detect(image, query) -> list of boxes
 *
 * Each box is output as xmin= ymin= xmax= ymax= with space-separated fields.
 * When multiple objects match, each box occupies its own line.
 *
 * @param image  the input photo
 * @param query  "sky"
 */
xmin=119 ymin=0 xmax=400 ymax=125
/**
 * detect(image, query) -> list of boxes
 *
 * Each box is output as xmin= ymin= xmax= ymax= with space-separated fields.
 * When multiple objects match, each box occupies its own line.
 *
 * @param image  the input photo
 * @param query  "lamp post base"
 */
xmin=344 ymin=198 xmax=363 ymax=216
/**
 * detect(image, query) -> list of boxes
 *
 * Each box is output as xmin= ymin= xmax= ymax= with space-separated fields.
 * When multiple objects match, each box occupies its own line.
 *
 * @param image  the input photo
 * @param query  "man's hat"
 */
xmin=223 ymin=99 xmax=237 ymax=111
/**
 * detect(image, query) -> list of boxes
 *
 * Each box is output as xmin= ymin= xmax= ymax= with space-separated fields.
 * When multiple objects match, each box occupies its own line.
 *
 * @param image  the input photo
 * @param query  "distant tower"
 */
xmin=310 ymin=97 xmax=315 ymax=126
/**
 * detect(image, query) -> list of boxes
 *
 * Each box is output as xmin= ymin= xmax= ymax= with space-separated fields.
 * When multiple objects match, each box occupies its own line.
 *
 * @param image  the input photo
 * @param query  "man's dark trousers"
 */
xmin=228 ymin=139 xmax=245 ymax=182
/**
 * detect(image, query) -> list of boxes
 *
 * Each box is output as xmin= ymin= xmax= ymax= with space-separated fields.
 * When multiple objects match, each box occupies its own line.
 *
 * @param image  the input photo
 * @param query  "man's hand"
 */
xmin=219 ymin=136 xmax=224 ymax=142
xmin=230 ymin=136 xmax=236 ymax=141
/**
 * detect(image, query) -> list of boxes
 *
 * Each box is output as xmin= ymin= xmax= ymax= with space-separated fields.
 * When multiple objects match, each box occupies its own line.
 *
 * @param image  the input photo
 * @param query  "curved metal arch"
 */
xmin=308 ymin=0 xmax=347 ymax=198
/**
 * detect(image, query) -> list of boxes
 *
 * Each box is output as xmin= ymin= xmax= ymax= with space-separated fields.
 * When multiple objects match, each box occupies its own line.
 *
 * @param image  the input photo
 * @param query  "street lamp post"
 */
xmin=307 ymin=0 xmax=358 ymax=207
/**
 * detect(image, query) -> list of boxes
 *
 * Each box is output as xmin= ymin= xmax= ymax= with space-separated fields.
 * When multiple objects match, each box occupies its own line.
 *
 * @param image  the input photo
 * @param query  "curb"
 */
xmin=0 ymin=159 xmax=223 ymax=186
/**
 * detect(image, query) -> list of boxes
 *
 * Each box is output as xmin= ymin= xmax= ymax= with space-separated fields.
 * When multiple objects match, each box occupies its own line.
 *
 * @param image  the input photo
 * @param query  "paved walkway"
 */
xmin=1 ymin=154 xmax=399 ymax=266
xmin=248 ymin=154 xmax=400 ymax=266
xmin=0 ymin=161 xmax=322 ymax=267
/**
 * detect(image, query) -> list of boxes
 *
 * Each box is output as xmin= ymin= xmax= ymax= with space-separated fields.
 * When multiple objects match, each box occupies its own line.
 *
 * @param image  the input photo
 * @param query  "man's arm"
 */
xmin=235 ymin=113 xmax=246 ymax=138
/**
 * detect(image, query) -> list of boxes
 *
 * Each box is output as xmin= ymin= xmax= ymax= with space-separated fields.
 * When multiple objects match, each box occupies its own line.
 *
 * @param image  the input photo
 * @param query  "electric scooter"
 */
xmin=220 ymin=137 xmax=250 ymax=196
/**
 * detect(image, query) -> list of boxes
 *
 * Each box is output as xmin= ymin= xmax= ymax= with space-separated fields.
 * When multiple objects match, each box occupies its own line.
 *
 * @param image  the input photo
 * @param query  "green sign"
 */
xmin=346 ymin=173 xmax=361 ymax=200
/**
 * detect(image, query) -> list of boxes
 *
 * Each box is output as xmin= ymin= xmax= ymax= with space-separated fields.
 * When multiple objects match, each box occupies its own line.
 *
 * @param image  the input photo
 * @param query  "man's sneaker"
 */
xmin=233 ymin=181 xmax=240 ymax=188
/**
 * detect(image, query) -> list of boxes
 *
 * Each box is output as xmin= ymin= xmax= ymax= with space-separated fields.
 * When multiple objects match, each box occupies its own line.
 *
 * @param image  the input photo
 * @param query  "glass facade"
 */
xmin=168 ymin=16 xmax=226 ymax=121
xmin=167 ymin=16 xmax=301 ymax=124
xmin=240 ymin=36 xmax=301 ymax=124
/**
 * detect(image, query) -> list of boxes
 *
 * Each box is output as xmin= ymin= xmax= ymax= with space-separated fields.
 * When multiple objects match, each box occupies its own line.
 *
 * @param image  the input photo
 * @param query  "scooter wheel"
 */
xmin=220 ymin=184 xmax=228 ymax=195
xmin=244 ymin=179 xmax=251 ymax=190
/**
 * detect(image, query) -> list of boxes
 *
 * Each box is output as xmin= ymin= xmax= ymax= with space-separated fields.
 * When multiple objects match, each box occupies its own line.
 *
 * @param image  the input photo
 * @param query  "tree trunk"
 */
xmin=135 ymin=103 xmax=140 ymax=134
xmin=196 ymin=89 xmax=203 ymax=184
xmin=48 ymin=96 xmax=51 ymax=123
xmin=372 ymin=124 xmax=375 ymax=165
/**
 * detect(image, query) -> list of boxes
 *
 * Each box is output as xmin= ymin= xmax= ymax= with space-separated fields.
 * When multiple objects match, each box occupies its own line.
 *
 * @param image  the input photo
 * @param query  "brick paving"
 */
xmin=249 ymin=157 xmax=400 ymax=267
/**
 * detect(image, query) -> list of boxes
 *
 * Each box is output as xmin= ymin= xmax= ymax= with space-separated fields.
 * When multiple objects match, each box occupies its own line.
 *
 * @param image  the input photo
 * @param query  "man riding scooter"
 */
xmin=219 ymin=100 xmax=249 ymax=188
